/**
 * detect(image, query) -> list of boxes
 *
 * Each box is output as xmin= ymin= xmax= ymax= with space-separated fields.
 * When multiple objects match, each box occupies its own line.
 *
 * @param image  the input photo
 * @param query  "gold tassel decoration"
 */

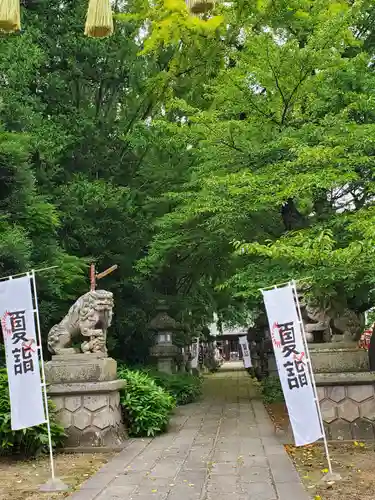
xmin=186 ymin=0 xmax=214 ymax=15
xmin=84 ymin=0 xmax=113 ymax=38
xmin=0 ymin=0 xmax=21 ymax=33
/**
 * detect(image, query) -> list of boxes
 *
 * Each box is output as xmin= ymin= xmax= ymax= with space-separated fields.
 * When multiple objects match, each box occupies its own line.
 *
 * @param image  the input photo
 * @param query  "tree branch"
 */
xmin=266 ymin=44 xmax=286 ymax=104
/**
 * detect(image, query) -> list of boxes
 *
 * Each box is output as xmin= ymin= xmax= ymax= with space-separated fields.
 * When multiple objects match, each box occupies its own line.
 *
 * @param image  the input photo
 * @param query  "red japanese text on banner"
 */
xmin=262 ymin=285 xmax=323 ymax=446
xmin=0 ymin=276 xmax=45 ymax=430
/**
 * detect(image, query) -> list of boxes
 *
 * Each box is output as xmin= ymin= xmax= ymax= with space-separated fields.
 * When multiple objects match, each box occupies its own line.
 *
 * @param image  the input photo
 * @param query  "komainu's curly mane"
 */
xmin=47 ymin=290 xmax=114 ymax=355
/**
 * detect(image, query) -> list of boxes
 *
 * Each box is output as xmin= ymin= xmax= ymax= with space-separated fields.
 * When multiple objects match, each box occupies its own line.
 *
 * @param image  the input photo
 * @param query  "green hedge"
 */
xmin=0 ymin=369 xmax=66 ymax=457
xmin=145 ymin=370 xmax=203 ymax=406
xmin=117 ymin=368 xmax=175 ymax=437
xmin=116 ymin=367 xmax=202 ymax=437
xmin=259 ymin=376 xmax=284 ymax=404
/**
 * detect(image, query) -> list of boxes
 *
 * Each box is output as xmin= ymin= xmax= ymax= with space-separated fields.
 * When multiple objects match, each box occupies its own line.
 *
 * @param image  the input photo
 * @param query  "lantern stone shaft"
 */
xmin=149 ymin=302 xmax=180 ymax=374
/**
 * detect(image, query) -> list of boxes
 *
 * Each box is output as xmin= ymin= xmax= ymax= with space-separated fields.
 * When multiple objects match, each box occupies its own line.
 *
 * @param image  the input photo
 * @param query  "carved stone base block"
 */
xmin=45 ymin=351 xmax=117 ymax=383
xmin=46 ymin=354 xmax=127 ymax=450
xmin=309 ymin=343 xmax=369 ymax=373
xmin=316 ymin=373 xmax=375 ymax=441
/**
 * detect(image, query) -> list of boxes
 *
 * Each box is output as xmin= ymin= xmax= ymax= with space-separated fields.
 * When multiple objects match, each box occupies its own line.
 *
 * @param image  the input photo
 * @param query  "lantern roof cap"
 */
xmin=149 ymin=301 xmax=182 ymax=331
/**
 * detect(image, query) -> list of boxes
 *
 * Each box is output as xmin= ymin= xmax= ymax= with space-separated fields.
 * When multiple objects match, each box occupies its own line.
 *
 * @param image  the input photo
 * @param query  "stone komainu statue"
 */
xmin=47 ymin=290 xmax=114 ymax=355
xmin=297 ymin=287 xmax=364 ymax=343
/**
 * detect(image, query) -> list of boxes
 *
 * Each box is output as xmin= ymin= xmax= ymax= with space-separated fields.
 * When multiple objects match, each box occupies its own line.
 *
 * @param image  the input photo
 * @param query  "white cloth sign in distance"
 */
xmin=191 ymin=338 xmax=199 ymax=369
xmin=239 ymin=335 xmax=252 ymax=368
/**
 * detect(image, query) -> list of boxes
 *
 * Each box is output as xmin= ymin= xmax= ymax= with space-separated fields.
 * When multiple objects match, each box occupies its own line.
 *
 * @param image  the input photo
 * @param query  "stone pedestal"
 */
xmin=316 ymin=372 xmax=375 ymax=440
xmin=45 ymin=353 xmax=127 ymax=451
xmin=279 ymin=343 xmax=375 ymax=442
xmin=310 ymin=344 xmax=374 ymax=441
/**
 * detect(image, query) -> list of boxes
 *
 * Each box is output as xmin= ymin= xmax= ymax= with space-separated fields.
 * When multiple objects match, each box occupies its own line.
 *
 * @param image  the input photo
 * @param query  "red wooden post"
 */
xmin=90 ymin=263 xmax=117 ymax=291
xmin=90 ymin=263 xmax=96 ymax=291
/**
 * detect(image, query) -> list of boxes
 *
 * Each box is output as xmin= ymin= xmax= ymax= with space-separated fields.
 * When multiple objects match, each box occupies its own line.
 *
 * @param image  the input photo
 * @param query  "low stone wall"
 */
xmin=316 ymin=373 xmax=375 ymax=441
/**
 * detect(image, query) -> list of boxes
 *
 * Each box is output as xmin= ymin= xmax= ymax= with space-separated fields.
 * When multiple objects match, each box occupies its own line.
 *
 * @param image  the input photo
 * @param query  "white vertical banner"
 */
xmin=0 ymin=275 xmax=46 ymax=430
xmin=239 ymin=335 xmax=252 ymax=368
xmin=191 ymin=337 xmax=199 ymax=369
xmin=262 ymin=284 xmax=323 ymax=447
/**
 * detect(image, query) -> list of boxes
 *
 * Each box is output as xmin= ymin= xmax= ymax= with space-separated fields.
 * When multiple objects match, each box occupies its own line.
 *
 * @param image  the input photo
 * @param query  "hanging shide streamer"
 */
xmin=85 ymin=0 xmax=113 ymax=38
xmin=0 ymin=0 xmax=21 ymax=33
xmin=186 ymin=0 xmax=214 ymax=14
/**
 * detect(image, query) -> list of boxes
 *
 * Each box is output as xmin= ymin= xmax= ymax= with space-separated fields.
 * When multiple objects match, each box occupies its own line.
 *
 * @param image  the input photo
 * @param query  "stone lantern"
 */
xmin=149 ymin=302 xmax=180 ymax=374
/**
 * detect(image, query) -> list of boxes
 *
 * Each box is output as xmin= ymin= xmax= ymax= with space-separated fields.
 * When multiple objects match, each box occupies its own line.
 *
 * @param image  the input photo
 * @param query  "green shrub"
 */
xmin=0 ymin=368 xmax=66 ymax=457
xmin=118 ymin=368 xmax=175 ymax=437
xmin=146 ymin=370 xmax=203 ymax=406
xmin=260 ymin=376 xmax=284 ymax=404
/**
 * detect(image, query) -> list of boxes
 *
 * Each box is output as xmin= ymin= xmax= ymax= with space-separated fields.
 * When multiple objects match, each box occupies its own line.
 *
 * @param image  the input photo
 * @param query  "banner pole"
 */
xmin=0 ymin=266 xmax=58 ymax=282
xmin=31 ymin=271 xmax=55 ymax=478
xmin=291 ymin=281 xmax=340 ymax=481
xmin=259 ymin=276 xmax=313 ymax=292
xmin=31 ymin=271 xmax=69 ymax=493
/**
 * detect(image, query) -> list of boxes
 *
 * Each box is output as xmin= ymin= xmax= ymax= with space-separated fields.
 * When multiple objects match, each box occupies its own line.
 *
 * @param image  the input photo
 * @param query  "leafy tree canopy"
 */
xmin=141 ymin=0 xmax=375 ymax=319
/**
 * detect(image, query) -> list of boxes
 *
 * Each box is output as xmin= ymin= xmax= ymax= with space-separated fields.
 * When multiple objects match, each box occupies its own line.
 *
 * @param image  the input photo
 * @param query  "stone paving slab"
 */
xmin=69 ymin=365 xmax=311 ymax=500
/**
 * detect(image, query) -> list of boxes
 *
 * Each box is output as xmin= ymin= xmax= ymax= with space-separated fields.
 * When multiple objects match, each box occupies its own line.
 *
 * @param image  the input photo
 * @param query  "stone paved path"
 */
xmin=69 ymin=364 xmax=310 ymax=500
